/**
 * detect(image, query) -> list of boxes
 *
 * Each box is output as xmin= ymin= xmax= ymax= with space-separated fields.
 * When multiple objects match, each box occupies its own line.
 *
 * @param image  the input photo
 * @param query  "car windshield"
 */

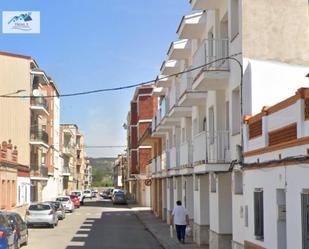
xmin=56 ymin=197 xmax=69 ymax=202
xmin=29 ymin=204 xmax=51 ymax=211
xmin=49 ymin=202 xmax=60 ymax=209
xmin=84 ymin=191 xmax=90 ymax=193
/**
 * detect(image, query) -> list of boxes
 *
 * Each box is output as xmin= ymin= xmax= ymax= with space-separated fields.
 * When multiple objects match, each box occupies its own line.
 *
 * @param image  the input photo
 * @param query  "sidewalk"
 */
xmin=131 ymin=207 xmax=208 ymax=249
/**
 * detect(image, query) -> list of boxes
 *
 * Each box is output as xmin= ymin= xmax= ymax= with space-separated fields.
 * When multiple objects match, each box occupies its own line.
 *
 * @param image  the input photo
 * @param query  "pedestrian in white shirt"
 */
xmin=171 ymin=200 xmax=189 ymax=244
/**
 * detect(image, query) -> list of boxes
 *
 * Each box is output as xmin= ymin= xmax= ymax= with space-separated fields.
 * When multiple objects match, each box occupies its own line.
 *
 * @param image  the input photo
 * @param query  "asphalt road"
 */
xmin=24 ymin=198 xmax=163 ymax=249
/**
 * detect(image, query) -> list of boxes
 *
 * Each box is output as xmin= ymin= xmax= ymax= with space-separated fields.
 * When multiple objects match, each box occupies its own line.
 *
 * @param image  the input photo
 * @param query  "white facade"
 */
xmin=17 ymin=176 xmax=31 ymax=207
xmin=149 ymin=0 xmax=309 ymax=248
xmin=241 ymin=88 xmax=309 ymax=249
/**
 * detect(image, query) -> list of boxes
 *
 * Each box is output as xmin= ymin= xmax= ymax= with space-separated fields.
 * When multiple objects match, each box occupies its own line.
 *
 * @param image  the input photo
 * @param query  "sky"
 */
xmin=0 ymin=0 xmax=191 ymax=158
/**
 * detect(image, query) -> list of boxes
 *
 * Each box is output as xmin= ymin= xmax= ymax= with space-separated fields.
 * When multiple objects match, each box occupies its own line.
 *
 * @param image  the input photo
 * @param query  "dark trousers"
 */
xmin=175 ymin=225 xmax=186 ymax=241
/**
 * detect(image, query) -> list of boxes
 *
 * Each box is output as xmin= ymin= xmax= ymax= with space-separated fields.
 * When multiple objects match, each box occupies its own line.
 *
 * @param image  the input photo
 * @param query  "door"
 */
xmin=302 ymin=193 xmax=309 ymax=249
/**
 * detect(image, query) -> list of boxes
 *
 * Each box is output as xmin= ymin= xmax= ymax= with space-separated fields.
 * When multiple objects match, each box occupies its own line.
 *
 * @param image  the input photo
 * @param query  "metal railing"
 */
xmin=30 ymin=128 xmax=48 ymax=145
xmin=179 ymin=69 xmax=193 ymax=98
xmin=192 ymin=39 xmax=229 ymax=81
xmin=31 ymin=97 xmax=48 ymax=111
xmin=193 ymin=131 xmax=206 ymax=163
xmin=40 ymin=166 xmax=48 ymax=177
xmin=206 ymin=130 xmax=230 ymax=163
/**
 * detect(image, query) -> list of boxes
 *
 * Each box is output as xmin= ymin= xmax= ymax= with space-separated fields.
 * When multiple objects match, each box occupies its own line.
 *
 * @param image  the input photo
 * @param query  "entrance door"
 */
xmin=302 ymin=193 xmax=309 ymax=249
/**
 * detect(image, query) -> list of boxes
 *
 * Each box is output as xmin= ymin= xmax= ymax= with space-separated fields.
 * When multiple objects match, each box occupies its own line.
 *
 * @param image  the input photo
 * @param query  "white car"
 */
xmin=56 ymin=196 xmax=75 ymax=212
xmin=83 ymin=190 xmax=92 ymax=199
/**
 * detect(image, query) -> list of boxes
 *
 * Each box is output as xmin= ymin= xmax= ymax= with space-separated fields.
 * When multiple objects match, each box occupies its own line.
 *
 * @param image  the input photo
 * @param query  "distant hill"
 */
xmin=88 ymin=157 xmax=115 ymax=177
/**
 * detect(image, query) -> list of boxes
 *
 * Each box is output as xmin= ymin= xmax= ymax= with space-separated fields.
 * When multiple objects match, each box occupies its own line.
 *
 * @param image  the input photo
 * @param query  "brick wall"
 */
xmin=138 ymin=122 xmax=150 ymax=141
xmin=138 ymin=148 xmax=152 ymax=174
xmin=138 ymin=96 xmax=155 ymax=120
xmin=130 ymin=150 xmax=138 ymax=174
xmin=130 ymin=102 xmax=137 ymax=125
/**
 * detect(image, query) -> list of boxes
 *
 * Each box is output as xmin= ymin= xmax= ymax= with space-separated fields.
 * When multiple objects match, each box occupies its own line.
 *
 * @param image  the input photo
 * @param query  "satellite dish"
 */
xmin=32 ymin=89 xmax=40 ymax=96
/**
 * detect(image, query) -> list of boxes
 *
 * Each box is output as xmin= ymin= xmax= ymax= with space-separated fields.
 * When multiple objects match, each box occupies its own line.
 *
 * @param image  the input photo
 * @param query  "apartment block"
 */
xmin=126 ymin=85 xmax=157 ymax=206
xmin=0 ymin=52 xmax=32 ymax=210
xmin=146 ymin=1 xmax=309 ymax=249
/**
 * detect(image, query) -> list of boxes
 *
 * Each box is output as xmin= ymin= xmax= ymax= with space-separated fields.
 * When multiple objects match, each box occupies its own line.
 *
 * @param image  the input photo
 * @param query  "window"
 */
xmin=202 ymin=117 xmax=207 ymax=132
xmin=234 ymin=171 xmax=243 ymax=194
xmin=254 ymin=189 xmax=264 ymax=240
xmin=210 ymin=173 xmax=216 ymax=193
xmin=232 ymin=88 xmax=241 ymax=135
xmin=230 ymin=0 xmax=239 ymax=40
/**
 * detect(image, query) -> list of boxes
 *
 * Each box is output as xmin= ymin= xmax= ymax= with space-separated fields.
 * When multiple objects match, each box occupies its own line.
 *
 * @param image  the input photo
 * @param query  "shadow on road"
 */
xmin=65 ymin=200 xmax=162 ymax=249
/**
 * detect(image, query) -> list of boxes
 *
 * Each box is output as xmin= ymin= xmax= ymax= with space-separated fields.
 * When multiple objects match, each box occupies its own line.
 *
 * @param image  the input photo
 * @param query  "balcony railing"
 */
xmin=63 ymin=144 xmax=75 ymax=155
xmin=192 ymin=39 xmax=229 ymax=81
xmin=170 ymin=146 xmax=180 ymax=168
xmin=31 ymin=97 xmax=48 ymax=111
xmin=193 ymin=131 xmax=206 ymax=164
xmin=179 ymin=69 xmax=193 ymax=98
xmin=40 ymin=166 xmax=48 ymax=177
xmin=180 ymin=142 xmax=193 ymax=166
xmin=206 ymin=130 xmax=230 ymax=163
xmin=30 ymin=128 xmax=48 ymax=145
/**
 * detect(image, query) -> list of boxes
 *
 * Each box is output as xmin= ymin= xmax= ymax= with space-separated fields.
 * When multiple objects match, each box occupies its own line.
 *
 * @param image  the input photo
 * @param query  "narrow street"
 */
xmin=24 ymin=198 xmax=163 ymax=249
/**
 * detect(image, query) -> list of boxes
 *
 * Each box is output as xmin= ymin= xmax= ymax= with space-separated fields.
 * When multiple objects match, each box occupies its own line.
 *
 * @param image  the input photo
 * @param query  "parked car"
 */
xmin=0 ymin=212 xmax=16 ymax=249
xmin=91 ymin=189 xmax=97 ymax=198
xmin=107 ymin=188 xmax=114 ymax=198
xmin=83 ymin=190 xmax=92 ymax=199
xmin=100 ymin=190 xmax=109 ymax=199
xmin=45 ymin=201 xmax=65 ymax=220
xmin=25 ymin=203 xmax=58 ymax=228
xmin=70 ymin=195 xmax=80 ymax=208
xmin=112 ymin=191 xmax=127 ymax=205
xmin=7 ymin=212 xmax=28 ymax=247
xmin=56 ymin=196 xmax=75 ymax=213
xmin=71 ymin=190 xmax=83 ymax=202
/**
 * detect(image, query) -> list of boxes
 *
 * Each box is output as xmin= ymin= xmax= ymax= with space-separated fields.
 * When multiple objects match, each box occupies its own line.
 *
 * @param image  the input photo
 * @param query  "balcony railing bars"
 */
xmin=192 ymin=39 xmax=229 ymax=81
xmin=30 ymin=128 xmax=48 ymax=144
xmin=31 ymin=97 xmax=48 ymax=111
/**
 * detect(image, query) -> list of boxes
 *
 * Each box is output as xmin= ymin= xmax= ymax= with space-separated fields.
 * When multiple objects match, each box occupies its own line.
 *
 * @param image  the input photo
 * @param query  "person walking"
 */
xmin=171 ymin=200 xmax=189 ymax=244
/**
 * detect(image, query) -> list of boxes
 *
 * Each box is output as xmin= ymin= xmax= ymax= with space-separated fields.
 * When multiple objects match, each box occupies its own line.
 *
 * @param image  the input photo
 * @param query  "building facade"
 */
xmin=0 ymin=52 xmax=32 ymax=210
xmin=126 ymin=85 xmax=157 ymax=206
xmin=145 ymin=1 xmax=309 ymax=249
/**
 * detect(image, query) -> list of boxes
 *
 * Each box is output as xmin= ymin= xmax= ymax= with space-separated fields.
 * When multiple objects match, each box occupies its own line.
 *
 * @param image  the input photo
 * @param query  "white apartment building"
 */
xmin=242 ymin=87 xmax=309 ymax=249
xmin=150 ymin=1 xmax=309 ymax=249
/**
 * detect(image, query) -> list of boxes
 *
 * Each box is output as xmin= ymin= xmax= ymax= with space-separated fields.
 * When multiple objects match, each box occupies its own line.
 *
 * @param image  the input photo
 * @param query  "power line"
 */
xmin=0 ymin=53 xmax=242 ymax=99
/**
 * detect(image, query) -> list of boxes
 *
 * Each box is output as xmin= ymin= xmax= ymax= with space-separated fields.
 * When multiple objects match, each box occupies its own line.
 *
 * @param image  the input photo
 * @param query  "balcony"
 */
xmin=190 ymin=0 xmax=224 ymax=10
xmin=177 ymin=12 xmax=206 ymax=39
xmin=180 ymin=142 xmax=193 ymax=167
xmin=156 ymin=75 xmax=172 ymax=88
xmin=30 ymin=97 xmax=49 ymax=116
xmin=178 ymin=69 xmax=207 ymax=107
xmin=161 ymin=151 xmax=169 ymax=171
xmin=169 ymin=146 xmax=180 ymax=168
xmin=63 ymin=144 xmax=75 ymax=156
xmin=193 ymin=131 xmax=206 ymax=165
xmin=167 ymin=39 xmax=191 ymax=60
xmin=30 ymin=128 xmax=49 ymax=148
xmin=192 ymin=39 xmax=230 ymax=91
xmin=206 ymin=130 xmax=230 ymax=163
xmin=160 ymin=60 xmax=180 ymax=75
xmin=62 ymin=166 xmax=70 ymax=176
